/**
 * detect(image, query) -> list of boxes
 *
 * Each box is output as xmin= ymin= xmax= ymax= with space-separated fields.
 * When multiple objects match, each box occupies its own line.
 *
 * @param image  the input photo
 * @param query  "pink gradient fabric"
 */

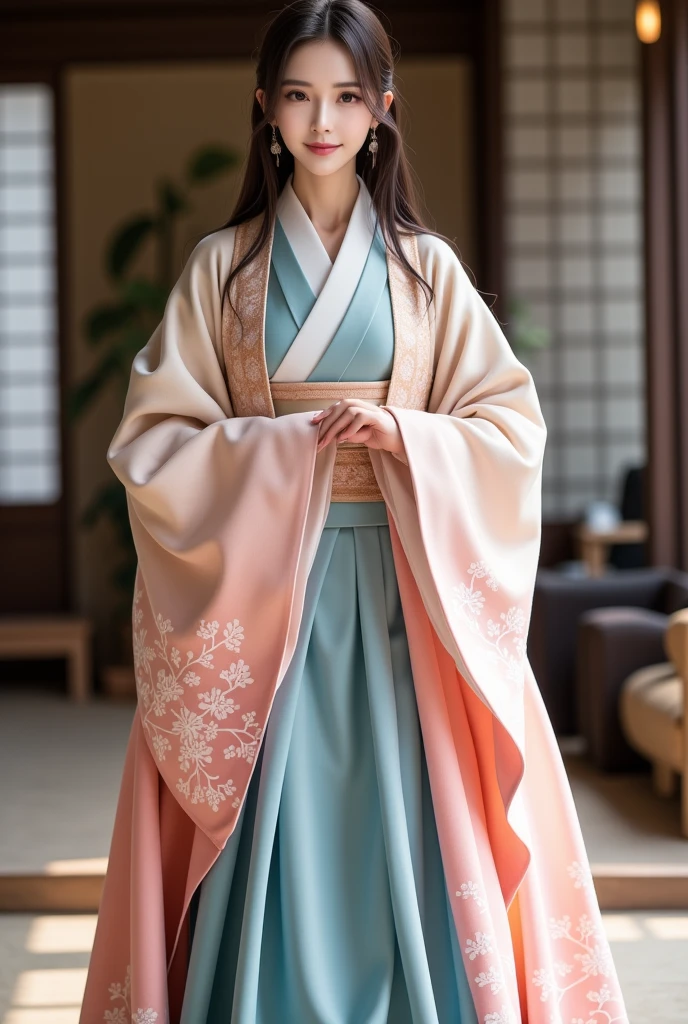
xmin=381 ymin=476 xmax=629 ymax=1023
xmin=79 ymin=223 xmax=629 ymax=1024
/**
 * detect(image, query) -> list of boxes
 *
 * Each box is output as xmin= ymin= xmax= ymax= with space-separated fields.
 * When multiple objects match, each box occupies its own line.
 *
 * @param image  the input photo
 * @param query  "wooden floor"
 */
xmin=2 ymin=909 xmax=686 ymax=1023
xmin=2 ymin=691 xmax=688 ymax=912
xmin=562 ymin=737 xmax=688 ymax=909
xmin=0 ymin=691 xmax=687 ymax=1021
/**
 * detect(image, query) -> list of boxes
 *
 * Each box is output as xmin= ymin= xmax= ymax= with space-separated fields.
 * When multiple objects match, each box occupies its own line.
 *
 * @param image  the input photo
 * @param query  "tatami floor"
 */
xmin=0 ymin=689 xmax=686 ymax=1021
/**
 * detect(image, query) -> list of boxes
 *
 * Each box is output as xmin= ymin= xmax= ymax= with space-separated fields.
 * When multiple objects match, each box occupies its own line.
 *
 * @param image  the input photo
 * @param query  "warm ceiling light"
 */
xmin=636 ymin=0 xmax=662 ymax=43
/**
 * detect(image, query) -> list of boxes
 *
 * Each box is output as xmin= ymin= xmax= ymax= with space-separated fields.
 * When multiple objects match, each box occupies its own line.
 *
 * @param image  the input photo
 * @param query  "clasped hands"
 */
xmin=311 ymin=399 xmax=405 ymax=456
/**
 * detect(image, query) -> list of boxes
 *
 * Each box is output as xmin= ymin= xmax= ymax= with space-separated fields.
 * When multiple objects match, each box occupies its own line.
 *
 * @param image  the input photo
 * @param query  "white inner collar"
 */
xmin=276 ymin=173 xmax=376 ymax=297
xmin=270 ymin=174 xmax=379 ymax=382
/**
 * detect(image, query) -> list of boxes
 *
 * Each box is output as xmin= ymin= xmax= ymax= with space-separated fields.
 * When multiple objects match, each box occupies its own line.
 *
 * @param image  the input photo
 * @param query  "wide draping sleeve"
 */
xmin=107 ymin=229 xmax=336 ymax=847
xmin=368 ymin=235 xmax=547 ymax=938
xmin=107 ymin=230 xmax=334 ymax=637
xmin=371 ymin=233 xmax=547 ymax=745
xmin=370 ymin=238 xmax=629 ymax=1024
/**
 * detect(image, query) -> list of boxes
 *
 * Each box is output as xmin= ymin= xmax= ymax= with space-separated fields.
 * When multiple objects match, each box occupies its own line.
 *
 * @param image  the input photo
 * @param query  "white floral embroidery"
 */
xmin=456 ymin=879 xmax=488 ymax=914
xmin=567 ymin=860 xmax=594 ymax=891
xmin=465 ymin=930 xmax=494 ymax=959
xmin=451 ymin=562 xmax=527 ymax=688
xmin=475 ymin=964 xmax=505 ymax=994
xmin=133 ymin=587 xmax=263 ymax=813
xmin=484 ymin=1006 xmax=515 ymax=1023
xmin=104 ymin=965 xmax=158 ymax=1023
xmin=456 ymin=887 xmax=516 ymax=1017
xmin=530 ymin=862 xmax=626 ymax=1022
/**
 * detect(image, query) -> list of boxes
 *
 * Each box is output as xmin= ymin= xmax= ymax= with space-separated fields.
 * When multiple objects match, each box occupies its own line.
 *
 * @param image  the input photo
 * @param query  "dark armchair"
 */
xmin=527 ymin=566 xmax=688 ymax=742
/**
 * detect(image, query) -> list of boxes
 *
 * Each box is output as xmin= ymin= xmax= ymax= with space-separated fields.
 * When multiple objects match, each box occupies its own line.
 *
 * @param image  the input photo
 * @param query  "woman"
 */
xmin=81 ymin=2 xmax=629 ymax=1022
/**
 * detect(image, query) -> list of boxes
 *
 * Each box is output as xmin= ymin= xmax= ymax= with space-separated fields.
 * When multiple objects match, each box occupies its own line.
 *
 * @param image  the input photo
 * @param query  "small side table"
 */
xmin=575 ymin=520 xmax=648 ymax=577
xmin=0 ymin=616 xmax=93 ymax=702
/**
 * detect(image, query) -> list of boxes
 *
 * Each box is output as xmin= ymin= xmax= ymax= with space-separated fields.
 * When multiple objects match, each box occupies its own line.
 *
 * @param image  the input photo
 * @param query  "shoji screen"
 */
xmin=0 ymin=83 xmax=60 ymax=506
xmin=502 ymin=0 xmax=645 ymax=519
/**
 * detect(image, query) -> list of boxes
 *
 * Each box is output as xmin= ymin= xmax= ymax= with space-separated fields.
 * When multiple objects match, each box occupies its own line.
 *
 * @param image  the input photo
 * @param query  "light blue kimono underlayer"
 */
xmin=265 ymin=217 xmax=395 ymax=382
xmin=179 ymin=222 xmax=479 ymax=1024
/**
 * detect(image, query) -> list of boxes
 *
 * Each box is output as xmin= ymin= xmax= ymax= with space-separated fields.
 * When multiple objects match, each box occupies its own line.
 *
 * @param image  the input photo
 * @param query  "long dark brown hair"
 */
xmin=215 ymin=0 xmax=457 ymax=326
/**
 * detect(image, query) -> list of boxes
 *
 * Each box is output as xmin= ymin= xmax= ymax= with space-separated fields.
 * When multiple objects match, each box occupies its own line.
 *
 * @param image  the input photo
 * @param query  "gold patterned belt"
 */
xmin=269 ymin=380 xmax=388 ymax=502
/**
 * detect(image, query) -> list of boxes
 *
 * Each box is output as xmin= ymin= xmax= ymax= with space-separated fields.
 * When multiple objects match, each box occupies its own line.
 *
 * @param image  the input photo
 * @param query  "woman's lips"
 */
xmin=305 ymin=143 xmax=341 ymax=155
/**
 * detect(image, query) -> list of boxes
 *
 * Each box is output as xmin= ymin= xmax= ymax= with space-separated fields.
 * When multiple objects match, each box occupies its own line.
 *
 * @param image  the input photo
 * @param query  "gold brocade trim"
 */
xmin=222 ymin=215 xmax=275 ymax=418
xmin=222 ymin=215 xmax=433 ymax=422
xmin=221 ymin=212 xmax=434 ymax=502
xmin=270 ymin=380 xmax=390 ymax=402
xmin=386 ymin=231 xmax=434 ymax=410
xmin=331 ymin=445 xmax=383 ymax=502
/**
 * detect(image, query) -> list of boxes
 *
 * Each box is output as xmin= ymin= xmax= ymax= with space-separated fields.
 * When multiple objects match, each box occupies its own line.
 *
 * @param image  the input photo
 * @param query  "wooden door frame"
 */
xmin=641 ymin=0 xmax=688 ymax=569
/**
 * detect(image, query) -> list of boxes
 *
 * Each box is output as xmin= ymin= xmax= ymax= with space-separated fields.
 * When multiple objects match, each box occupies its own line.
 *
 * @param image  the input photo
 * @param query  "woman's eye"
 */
xmin=283 ymin=90 xmax=362 ymax=103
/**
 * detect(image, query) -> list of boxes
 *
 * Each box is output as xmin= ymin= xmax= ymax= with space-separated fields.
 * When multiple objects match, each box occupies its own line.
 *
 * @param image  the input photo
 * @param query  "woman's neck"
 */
xmin=291 ymin=164 xmax=359 ymax=239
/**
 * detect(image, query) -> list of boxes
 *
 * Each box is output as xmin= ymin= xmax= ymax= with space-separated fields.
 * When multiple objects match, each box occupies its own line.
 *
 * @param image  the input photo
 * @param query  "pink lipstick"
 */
xmin=305 ymin=143 xmax=341 ymax=155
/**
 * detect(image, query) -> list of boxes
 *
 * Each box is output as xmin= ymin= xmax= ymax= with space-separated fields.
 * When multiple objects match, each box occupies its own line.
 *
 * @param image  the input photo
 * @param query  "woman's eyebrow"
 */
xmin=281 ymin=79 xmax=361 ymax=87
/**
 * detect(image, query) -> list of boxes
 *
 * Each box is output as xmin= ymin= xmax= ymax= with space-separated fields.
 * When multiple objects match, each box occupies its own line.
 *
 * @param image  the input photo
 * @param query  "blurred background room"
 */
xmin=0 ymin=0 xmax=687 ymax=1020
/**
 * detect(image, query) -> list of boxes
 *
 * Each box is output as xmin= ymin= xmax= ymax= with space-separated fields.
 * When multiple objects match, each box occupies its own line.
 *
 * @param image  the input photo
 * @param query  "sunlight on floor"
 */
xmin=601 ymin=913 xmax=646 ymax=940
xmin=11 ymin=967 xmax=87 ymax=1005
xmin=43 ymin=859 xmax=108 ymax=877
xmin=4 ymin=966 xmax=88 ymax=1023
xmin=3 ymin=1011 xmax=83 ymax=1023
xmin=643 ymin=915 xmax=688 ymax=940
xmin=25 ymin=917 xmax=97 ymax=955
xmin=0 ymin=916 xmax=96 ymax=1024
xmin=0 ymin=912 xmax=686 ymax=1023
xmin=602 ymin=913 xmax=688 ymax=942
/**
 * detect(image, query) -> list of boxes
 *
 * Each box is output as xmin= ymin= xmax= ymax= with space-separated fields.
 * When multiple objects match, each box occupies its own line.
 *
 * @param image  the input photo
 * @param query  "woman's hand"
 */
xmin=311 ymin=399 xmax=405 ymax=456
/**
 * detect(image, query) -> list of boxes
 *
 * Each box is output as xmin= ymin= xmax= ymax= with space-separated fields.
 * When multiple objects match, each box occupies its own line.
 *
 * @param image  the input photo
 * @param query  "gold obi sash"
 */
xmin=221 ymin=212 xmax=434 ymax=503
xmin=271 ymin=380 xmax=389 ymax=502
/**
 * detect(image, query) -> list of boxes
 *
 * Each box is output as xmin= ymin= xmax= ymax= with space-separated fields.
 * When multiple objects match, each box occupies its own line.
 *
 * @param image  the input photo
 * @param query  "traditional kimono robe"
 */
xmin=80 ymin=173 xmax=630 ymax=1024
xmin=177 ymin=176 xmax=478 ymax=1024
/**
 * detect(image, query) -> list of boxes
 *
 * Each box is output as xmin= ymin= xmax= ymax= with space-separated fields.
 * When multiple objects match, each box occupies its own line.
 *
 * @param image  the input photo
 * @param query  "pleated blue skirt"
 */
xmin=180 ymin=501 xmax=478 ymax=1024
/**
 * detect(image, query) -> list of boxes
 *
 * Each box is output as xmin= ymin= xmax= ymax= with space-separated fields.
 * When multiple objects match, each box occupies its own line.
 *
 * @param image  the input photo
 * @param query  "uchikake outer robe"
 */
xmin=80 ymin=200 xmax=630 ymax=1024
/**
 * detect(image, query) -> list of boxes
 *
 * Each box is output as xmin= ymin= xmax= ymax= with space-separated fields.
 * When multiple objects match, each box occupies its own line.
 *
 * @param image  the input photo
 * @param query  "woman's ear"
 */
xmin=255 ymin=88 xmax=266 ymax=115
xmin=372 ymin=93 xmax=394 ymax=130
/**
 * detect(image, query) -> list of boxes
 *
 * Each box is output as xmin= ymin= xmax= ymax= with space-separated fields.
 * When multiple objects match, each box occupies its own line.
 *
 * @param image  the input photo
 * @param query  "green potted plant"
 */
xmin=506 ymin=295 xmax=551 ymax=357
xmin=68 ymin=143 xmax=240 ymax=696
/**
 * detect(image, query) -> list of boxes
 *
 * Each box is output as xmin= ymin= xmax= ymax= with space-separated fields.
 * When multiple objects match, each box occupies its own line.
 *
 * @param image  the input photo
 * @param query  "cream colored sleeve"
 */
xmin=419 ymin=233 xmax=547 ymax=445
xmin=106 ymin=227 xmax=332 ymax=634
xmin=107 ymin=228 xmax=237 ymax=503
xmin=369 ymin=233 xmax=547 ymax=703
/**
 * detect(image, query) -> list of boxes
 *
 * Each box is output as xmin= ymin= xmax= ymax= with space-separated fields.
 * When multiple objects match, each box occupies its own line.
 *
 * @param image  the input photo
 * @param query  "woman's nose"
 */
xmin=311 ymin=101 xmax=334 ymax=134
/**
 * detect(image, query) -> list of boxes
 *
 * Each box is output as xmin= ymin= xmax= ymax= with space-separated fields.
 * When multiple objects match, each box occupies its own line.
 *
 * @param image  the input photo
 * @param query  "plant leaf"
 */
xmin=121 ymin=277 xmax=169 ymax=316
xmin=81 ymin=479 xmax=128 ymax=529
xmin=107 ymin=216 xmax=156 ymax=279
xmin=158 ymin=180 xmax=187 ymax=217
xmin=66 ymin=348 xmax=129 ymax=420
xmin=187 ymin=145 xmax=238 ymax=183
xmin=120 ymin=325 xmax=153 ymax=360
xmin=84 ymin=301 xmax=135 ymax=346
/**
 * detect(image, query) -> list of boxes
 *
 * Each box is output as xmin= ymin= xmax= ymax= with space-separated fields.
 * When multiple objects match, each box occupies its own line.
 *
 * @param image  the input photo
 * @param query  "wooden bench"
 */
xmin=0 ymin=616 xmax=93 ymax=702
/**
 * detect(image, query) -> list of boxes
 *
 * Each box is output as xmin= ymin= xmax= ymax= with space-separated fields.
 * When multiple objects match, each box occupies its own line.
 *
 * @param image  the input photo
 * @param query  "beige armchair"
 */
xmin=619 ymin=608 xmax=688 ymax=836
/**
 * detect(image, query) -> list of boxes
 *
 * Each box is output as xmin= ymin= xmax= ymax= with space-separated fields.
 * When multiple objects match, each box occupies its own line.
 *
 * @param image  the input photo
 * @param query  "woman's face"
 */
xmin=257 ymin=39 xmax=393 ymax=178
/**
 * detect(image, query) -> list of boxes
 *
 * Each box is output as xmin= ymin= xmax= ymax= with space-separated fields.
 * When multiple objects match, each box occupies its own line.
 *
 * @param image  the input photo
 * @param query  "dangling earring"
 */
xmin=368 ymin=124 xmax=378 ymax=169
xmin=270 ymin=124 xmax=282 ymax=167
